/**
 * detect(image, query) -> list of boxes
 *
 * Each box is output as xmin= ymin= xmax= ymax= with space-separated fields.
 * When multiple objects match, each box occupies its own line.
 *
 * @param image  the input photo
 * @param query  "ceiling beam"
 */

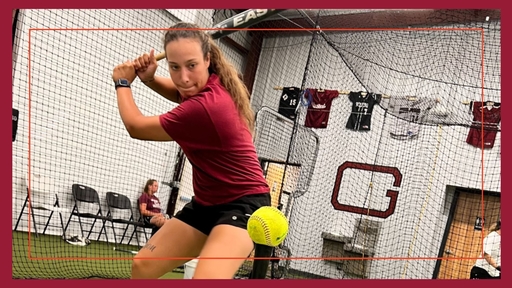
xmin=220 ymin=35 xmax=248 ymax=55
xmin=252 ymin=9 xmax=500 ymax=32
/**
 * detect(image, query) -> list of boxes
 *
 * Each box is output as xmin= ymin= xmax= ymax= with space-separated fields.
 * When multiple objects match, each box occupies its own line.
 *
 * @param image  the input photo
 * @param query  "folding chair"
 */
xmin=14 ymin=174 xmax=70 ymax=238
xmin=64 ymin=184 xmax=109 ymax=243
xmin=105 ymin=192 xmax=146 ymax=250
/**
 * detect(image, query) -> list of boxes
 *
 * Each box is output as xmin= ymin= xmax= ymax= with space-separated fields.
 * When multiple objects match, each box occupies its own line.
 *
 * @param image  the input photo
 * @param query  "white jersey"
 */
xmin=387 ymin=96 xmax=438 ymax=140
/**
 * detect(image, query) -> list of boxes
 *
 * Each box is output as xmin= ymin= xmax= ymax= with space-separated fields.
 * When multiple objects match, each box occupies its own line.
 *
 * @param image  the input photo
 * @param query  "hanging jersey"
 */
xmin=345 ymin=91 xmax=382 ymax=131
xmin=466 ymin=101 xmax=501 ymax=149
xmin=278 ymin=87 xmax=301 ymax=120
xmin=388 ymin=96 xmax=438 ymax=140
xmin=304 ymin=88 xmax=339 ymax=128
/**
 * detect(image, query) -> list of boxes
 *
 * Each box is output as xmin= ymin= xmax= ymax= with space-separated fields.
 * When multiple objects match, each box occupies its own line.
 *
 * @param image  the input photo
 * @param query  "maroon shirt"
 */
xmin=159 ymin=73 xmax=270 ymax=206
xmin=304 ymin=88 xmax=339 ymax=128
xmin=466 ymin=101 xmax=501 ymax=149
xmin=138 ymin=193 xmax=162 ymax=214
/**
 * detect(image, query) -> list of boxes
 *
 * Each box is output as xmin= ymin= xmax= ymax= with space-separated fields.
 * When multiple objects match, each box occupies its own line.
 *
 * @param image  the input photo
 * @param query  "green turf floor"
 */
xmin=12 ymin=230 xmax=184 ymax=279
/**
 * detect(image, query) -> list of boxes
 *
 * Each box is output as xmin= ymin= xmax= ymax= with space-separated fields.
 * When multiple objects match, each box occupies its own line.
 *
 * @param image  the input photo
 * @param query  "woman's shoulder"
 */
xmin=486 ymin=231 xmax=501 ymax=239
xmin=201 ymin=73 xmax=228 ymax=96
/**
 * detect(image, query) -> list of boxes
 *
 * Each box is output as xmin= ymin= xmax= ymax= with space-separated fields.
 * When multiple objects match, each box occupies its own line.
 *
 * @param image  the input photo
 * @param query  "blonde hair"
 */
xmin=163 ymin=22 xmax=255 ymax=133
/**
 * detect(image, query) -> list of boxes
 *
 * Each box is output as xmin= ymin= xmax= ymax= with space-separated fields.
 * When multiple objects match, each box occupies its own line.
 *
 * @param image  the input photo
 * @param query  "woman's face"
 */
xmin=150 ymin=182 xmax=159 ymax=194
xmin=166 ymin=38 xmax=210 ymax=98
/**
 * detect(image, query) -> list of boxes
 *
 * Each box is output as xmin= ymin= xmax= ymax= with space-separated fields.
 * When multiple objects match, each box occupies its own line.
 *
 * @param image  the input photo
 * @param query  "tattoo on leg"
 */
xmin=143 ymin=243 xmax=156 ymax=252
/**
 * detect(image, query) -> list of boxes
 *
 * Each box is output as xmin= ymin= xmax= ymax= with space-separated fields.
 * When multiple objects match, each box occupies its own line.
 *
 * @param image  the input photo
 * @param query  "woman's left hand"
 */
xmin=112 ymin=61 xmax=137 ymax=84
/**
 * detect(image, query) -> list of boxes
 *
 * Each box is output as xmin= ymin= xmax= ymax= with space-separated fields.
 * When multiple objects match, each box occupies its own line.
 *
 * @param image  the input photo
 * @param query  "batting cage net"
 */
xmin=12 ymin=9 xmax=500 ymax=279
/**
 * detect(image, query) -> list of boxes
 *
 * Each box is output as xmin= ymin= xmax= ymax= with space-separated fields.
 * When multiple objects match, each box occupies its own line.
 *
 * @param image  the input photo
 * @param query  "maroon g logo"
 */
xmin=331 ymin=161 xmax=402 ymax=219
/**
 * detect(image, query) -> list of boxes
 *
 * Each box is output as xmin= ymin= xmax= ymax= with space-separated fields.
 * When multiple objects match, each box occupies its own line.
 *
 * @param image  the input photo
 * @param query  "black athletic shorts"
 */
xmin=174 ymin=192 xmax=271 ymax=236
xmin=142 ymin=216 xmax=161 ymax=237
xmin=470 ymin=266 xmax=500 ymax=279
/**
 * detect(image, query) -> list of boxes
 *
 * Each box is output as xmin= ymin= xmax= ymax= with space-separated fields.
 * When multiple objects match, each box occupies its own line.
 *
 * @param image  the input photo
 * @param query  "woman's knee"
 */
xmin=192 ymin=259 xmax=243 ymax=279
xmin=131 ymin=257 xmax=150 ymax=278
xmin=150 ymin=215 xmax=166 ymax=227
xmin=131 ymin=255 xmax=168 ymax=279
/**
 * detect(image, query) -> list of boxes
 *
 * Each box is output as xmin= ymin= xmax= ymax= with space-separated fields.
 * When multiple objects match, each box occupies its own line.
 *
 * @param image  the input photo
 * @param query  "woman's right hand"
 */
xmin=149 ymin=213 xmax=166 ymax=227
xmin=132 ymin=49 xmax=158 ymax=83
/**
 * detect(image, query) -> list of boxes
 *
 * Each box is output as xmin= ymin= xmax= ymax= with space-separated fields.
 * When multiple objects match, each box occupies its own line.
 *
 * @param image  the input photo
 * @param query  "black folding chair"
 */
xmin=14 ymin=174 xmax=69 ymax=238
xmin=64 ymin=184 xmax=109 ymax=243
xmin=105 ymin=192 xmax=146 ymax=250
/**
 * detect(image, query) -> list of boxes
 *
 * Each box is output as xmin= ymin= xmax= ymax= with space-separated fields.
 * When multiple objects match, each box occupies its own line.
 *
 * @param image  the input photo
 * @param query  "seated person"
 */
xmin=138 ymin=179 xmax=169 ymax=236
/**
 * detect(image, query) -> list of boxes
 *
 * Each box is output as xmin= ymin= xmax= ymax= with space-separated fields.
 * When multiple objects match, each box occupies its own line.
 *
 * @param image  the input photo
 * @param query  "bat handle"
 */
xmin=155 ymin=51 xmax=166 ymax=61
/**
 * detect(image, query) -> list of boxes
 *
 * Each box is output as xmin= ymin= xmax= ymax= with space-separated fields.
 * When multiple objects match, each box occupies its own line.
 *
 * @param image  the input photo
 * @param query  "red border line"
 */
xmin=26 ymin=27 xmax=488 ymax=264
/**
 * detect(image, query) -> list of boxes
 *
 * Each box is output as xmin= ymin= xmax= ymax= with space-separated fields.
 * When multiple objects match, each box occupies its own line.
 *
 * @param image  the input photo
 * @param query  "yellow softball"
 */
xmin=247 ymin=206 xmax=289 ymax=247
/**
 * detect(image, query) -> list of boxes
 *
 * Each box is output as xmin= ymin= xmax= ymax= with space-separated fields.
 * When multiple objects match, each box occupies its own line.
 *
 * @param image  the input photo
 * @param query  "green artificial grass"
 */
xmin=13 ymin=231 xmax=299 ymax=279
xmin=12 ymin=231 xmax=183 ymax=279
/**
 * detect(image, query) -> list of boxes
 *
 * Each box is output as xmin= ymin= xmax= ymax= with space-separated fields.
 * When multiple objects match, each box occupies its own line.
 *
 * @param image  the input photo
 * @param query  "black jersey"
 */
xmin=345 ymin=91 xmax=381 ymax=131
xmin=278 ymin=87 xmax=301 ymax=120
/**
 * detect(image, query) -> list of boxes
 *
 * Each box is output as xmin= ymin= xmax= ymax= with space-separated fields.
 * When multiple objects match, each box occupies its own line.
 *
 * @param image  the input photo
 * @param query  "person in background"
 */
xmin=138 ymin=179 xmax=168 ymax=235
xmin=470 ymin=219 xmax=501 ymax=279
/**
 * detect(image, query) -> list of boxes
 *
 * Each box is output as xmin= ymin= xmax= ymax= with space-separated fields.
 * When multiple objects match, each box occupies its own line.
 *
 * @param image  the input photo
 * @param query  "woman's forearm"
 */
xmin=142 ymin=210 xmax=161 ymax=217
xmin=484 ymin=253 xmax=498 ymax=268
xmin=116 ymin=87 xmax=143 ymax=134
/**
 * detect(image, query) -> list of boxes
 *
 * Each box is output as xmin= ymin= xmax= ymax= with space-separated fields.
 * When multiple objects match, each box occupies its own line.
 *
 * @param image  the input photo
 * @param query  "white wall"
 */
xmin=11 ymin=9 xmax=215 ymax=245
xmin=250 ymin=21 xmax=500 ymax=279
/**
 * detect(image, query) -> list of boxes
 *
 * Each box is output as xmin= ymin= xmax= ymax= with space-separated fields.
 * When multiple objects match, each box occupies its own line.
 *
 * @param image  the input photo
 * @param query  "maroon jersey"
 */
xmin=138 ymin=193 xmax=161 ymax=214
xmin=304 ymin=88 xmax=339 ymax=128
xmin=466 ymin=101 xmax=500 ymax=149
xmin=159 ymin=74 xmax=269 ymax=206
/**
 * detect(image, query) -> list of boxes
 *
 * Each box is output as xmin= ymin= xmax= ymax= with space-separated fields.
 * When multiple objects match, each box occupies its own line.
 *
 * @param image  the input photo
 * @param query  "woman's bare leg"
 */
xmin=131 ymin=217 xmax=207 ymax=279
xmin=192 ymin=224 xmax=254 ymax=279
